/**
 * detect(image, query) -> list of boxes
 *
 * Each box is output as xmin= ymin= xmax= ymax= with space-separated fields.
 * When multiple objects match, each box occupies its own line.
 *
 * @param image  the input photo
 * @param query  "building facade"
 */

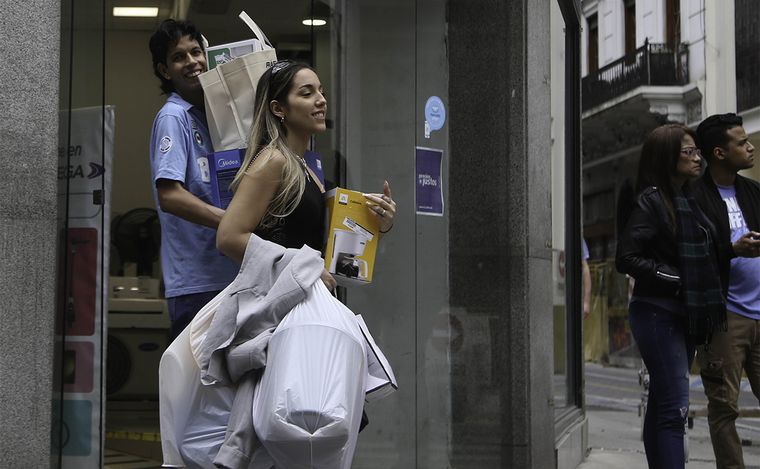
xmin=0 ymin=0 xmax=588 ymax=467
xmin=578 ymin=0 xmax=760 ymax=364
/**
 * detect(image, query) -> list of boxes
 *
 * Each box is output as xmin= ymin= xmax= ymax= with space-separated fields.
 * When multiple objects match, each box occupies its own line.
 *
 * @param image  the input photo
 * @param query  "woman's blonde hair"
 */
xmin=230 ymin=61 xmax=312 ymax=229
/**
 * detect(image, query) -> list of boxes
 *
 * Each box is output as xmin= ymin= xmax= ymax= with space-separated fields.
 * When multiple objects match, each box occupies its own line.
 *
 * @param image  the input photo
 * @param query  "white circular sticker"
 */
xmin=159 ymin=136 xmax=173 ymax=153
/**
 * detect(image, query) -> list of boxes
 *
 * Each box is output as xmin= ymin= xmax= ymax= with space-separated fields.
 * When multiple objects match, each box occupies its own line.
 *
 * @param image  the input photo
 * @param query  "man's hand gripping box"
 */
xmin=324 ymin=188 xmax=379 ymax=286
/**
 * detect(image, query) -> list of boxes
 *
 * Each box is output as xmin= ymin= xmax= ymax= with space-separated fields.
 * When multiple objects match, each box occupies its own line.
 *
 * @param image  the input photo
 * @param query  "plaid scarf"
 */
xmin=674 ymin=193 xmax=727 ymax=344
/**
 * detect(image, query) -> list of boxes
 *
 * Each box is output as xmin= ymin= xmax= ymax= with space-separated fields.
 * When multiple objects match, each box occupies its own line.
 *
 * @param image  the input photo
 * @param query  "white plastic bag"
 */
xmin=253 ymin=281 xmax=367 ymax=469
xmin=189 ymin=284 xmax=233 ymax=368
xmin=159 ymin=327 xmax=235 ymax=468
xmin=356 ymin=314 xmax=398 ymax=402
xmin=162 ymin=282 xmax=397 ymax=469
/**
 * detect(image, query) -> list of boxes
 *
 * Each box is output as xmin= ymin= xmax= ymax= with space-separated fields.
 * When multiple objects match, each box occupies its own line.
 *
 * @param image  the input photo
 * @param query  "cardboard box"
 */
xmin=207 ymin=150 xmax=327 ymax=209
xmin=323 ymin=188 xmax=380 ymax=286
xmin=206 ymin=38 xmax=264 ymax=69
xmin=208 ymin=149 xmax=245 ymax=209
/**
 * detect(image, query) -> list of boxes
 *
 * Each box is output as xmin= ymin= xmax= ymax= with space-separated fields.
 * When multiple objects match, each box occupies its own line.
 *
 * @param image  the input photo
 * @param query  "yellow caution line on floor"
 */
xmin=106 ymin=430 xmax=161 ymax=442
xmin=104 ymin=448 xmax=162 ymax=468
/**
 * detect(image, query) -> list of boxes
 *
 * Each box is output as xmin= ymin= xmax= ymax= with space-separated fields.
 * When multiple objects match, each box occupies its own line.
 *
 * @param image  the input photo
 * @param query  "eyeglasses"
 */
xmin=680 ymin=147 xmax=701 ymax=158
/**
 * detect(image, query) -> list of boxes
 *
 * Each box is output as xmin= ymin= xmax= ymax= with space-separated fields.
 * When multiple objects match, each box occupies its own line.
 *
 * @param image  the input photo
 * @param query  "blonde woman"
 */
xmin=216 ymin=60 xmax=396 ymax=287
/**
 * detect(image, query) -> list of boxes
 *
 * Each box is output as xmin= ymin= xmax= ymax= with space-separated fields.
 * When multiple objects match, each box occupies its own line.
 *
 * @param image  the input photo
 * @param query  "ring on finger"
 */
xmin=381 ymin=208 xmax=386 ymax=216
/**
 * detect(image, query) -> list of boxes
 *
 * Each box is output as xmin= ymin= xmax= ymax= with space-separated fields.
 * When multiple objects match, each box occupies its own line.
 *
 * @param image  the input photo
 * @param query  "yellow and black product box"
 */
xmin=323 ymin=188 xmax=379 ymax=286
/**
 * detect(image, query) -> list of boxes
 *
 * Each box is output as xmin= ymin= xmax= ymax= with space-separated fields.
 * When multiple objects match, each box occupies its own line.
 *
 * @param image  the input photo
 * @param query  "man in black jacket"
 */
xmin=692 ymin=113 xmax=760 ymax=469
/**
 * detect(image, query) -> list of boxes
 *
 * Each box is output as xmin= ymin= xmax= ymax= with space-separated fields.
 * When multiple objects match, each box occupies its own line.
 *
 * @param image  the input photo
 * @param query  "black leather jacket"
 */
xmin=616 ymin=187 xmax=683 ymax=299
xmin=692 ymin=170 xmax=760 ymax=299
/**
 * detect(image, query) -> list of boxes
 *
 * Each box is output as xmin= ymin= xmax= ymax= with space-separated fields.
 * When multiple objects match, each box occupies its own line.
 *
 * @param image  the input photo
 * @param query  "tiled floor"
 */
xmin=105 ymin=400 xmax=163 ymax=465
xmin=103 ymin=449 xmax=161 ymax=469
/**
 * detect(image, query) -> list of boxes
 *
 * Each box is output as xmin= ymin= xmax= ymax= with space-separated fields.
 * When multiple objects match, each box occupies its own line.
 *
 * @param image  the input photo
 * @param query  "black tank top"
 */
xmin=255 ymin=174 xmax=325 ymax=251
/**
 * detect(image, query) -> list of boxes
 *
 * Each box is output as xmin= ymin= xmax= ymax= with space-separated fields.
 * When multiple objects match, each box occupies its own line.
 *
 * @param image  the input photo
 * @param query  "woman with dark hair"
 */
xmin=616 ymin=123 xmax=725 ymax=468
xmin=217 ymin=60 xmax=396 ymax=277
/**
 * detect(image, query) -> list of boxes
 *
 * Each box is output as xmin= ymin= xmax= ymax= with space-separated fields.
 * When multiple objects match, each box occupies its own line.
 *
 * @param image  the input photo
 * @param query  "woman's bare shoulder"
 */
xmin=249 ymin=147 xmax=287 ymax=175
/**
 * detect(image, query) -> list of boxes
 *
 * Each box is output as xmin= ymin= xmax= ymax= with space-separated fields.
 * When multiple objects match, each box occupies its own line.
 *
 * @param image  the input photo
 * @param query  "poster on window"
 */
xmin=55 ymin=106 xmax=113 ymax=468
xmin=415 ymin=147 xmax=444 ymax=216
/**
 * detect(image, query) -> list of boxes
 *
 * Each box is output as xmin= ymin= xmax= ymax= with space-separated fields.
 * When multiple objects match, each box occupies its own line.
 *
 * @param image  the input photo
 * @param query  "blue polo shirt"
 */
xmin=717 ymin=184 xmax=760 ymax=320
xmin=149 ymin=93 xmax=238 ymax=298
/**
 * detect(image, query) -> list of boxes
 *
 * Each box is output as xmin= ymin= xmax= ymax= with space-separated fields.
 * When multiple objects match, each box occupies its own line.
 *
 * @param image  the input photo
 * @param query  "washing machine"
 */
xmin=107 ymin=279 xmax=169 ymax=401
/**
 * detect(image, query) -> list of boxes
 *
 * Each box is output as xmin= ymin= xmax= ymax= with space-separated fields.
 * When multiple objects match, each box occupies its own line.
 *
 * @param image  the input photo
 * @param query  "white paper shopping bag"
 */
xmin=199 ymin=12 xmax=277 ymax=151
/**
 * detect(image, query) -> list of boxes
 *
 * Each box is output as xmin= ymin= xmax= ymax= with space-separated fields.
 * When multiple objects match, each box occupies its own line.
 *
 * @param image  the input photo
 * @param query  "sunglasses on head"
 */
xmin=270 ymin=60 xmax=294 ymax=76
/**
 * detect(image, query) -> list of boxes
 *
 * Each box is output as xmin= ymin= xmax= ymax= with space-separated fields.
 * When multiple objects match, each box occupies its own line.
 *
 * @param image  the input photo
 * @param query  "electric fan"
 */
xmin=111 ymin=208 xmax=160 ymax=277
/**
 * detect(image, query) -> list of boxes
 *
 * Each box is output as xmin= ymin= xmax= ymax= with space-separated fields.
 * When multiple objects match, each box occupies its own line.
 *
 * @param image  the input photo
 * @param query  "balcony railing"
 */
xmin=582 ymin=41 xmax=689 ymax=112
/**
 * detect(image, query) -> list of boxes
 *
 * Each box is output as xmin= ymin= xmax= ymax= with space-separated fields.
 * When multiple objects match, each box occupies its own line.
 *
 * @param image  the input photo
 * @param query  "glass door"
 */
xmin=552 ymin=0 xmax=584 ymax=426
xmin=55 ymin=1 xmax=343 ymax=466
xmin=54 ymin=0 xmax=111 ymax=466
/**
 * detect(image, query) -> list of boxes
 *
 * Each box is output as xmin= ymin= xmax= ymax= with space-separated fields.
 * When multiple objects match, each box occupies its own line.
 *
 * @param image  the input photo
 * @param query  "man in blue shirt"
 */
xmin=693 ymin=113 xmax=760 ymax=469
xmin=148 ymin=19 xmax=238 ymax=340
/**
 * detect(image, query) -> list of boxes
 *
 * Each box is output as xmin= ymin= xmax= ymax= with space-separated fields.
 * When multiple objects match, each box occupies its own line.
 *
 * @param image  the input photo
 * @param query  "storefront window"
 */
xmin=341 ymin=1 xmax=448 ymax=465
xmin=55 ymin=0 xmax=110 ymax=466
xmin=552 ymin=0 xmax=583 ymax=422
xmin=551 ymin=0 xmax=569 ymax=412
xmin=52 ymin=0 xmax=582 ymax=466
xmin=54 ymin=2 xmax=341 ymax=466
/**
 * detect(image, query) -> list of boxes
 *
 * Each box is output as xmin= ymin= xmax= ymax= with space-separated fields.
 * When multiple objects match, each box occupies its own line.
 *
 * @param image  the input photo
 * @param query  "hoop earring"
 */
xmin=280 ymin=116 xmax=285 ymax=124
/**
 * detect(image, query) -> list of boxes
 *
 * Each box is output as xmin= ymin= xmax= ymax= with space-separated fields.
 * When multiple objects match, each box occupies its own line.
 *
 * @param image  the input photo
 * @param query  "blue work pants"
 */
xmin=167 ymin=290 xmax=221 ymax=341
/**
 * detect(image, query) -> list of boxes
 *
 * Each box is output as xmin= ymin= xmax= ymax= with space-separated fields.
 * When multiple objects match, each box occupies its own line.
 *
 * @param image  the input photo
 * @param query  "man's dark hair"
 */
xmin=148 ymin=19 xmax=204 ymax=94
xmin=696 ymin=113 xmax=744 ymax=162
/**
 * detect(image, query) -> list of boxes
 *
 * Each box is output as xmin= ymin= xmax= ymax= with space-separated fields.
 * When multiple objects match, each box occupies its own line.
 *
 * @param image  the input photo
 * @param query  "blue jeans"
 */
xmin=167 ymin=290 xmax=221 ymax=341
xmin=629 ymin=301 xmax=695 ymax=469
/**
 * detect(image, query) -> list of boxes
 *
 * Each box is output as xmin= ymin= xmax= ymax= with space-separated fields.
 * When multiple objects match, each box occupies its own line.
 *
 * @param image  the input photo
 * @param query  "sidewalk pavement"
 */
xmin=578 ymin=400 xmax=760 ymax=469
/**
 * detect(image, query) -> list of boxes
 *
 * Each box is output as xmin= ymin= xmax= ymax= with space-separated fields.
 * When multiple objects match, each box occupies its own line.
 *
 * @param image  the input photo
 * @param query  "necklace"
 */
xmin=296 ymin=155 xmax=310 ymax=182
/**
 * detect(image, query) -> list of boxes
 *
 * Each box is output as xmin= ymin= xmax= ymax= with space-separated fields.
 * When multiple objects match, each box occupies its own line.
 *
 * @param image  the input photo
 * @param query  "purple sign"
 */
xmin=415 ymin=147 xmax=444 ymax=216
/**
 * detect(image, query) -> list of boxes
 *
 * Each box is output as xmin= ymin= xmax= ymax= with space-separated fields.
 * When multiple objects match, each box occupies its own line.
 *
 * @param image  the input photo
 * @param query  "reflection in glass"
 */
xmin=550 ymin=0 xmax=569 ymax=414
xmin=55 ymin=0 xmax=109 ymax=466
